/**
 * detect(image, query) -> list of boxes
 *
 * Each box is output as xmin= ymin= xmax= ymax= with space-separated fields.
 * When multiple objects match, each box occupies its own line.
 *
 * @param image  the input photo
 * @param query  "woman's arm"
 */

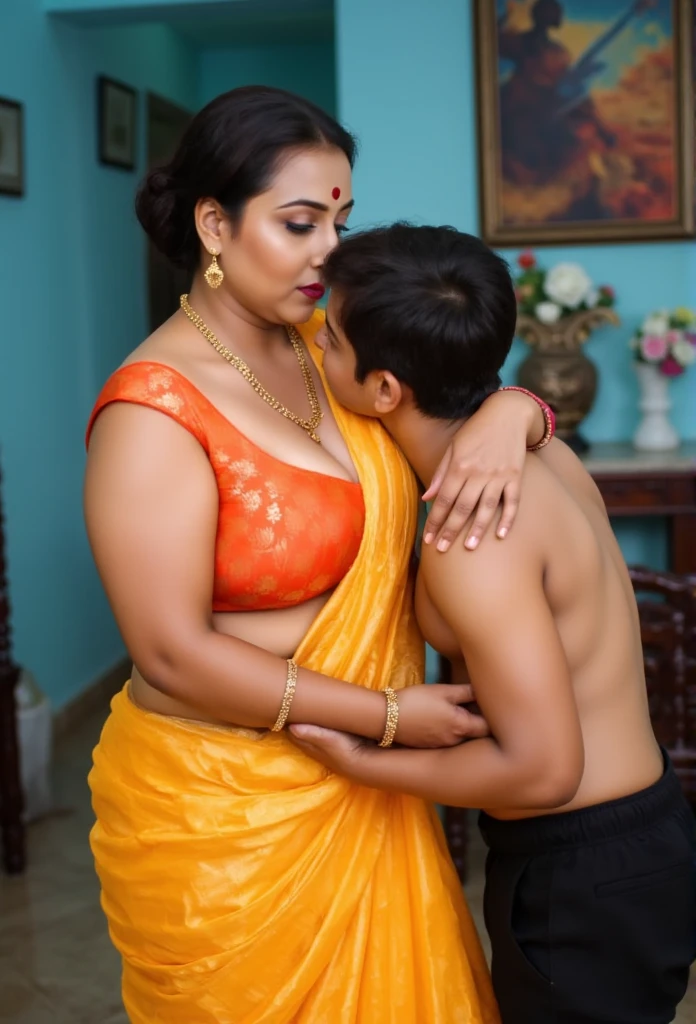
xmin=422 ymin=389 xmax=550 ymax=551
xmin=84 ymin=403 xmax=478 ymax=748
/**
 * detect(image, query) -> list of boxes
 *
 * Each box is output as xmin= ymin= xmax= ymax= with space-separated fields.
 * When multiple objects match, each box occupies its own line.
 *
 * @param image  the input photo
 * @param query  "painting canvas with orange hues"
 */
xmin=474 ymin=0 xmax=694 ymax=245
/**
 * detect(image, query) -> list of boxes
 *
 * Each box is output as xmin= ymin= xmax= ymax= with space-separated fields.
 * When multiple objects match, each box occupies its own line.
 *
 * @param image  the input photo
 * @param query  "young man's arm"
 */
xmin=293 ymin=516 xmax=585 ymax=811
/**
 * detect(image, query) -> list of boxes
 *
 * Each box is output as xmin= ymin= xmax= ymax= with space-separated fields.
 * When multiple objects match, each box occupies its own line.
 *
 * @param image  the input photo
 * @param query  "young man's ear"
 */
xmin=371 ymin=371 xmax=404 ymax=415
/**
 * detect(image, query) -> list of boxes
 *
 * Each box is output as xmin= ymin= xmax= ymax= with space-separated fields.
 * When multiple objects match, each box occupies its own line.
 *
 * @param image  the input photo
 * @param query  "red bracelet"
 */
xmin=499 ymin=386 xmax=556 ymax=451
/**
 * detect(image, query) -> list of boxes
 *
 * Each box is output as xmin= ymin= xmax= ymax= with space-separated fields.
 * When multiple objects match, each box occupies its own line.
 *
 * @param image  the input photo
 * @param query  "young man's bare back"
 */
xmin=291 ymin=223 xmax=695 ymax=1023
xmin=416 ymin=437 xmax=663 ymax=820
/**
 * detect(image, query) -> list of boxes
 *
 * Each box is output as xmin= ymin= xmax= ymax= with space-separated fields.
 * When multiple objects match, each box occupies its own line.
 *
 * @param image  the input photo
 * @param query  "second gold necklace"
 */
xmin=179 ymin=294 xmax=323 ymax=444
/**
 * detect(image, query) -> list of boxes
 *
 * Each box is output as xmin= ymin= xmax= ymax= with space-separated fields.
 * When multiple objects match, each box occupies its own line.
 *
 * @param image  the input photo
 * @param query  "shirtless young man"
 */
xmin=292 ymin=223 xmax=696 ymax=1024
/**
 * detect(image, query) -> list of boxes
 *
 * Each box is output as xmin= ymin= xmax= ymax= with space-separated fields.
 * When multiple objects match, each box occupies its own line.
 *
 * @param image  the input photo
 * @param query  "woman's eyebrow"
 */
xmin=277 ymin=199 xmax=355 ymax=212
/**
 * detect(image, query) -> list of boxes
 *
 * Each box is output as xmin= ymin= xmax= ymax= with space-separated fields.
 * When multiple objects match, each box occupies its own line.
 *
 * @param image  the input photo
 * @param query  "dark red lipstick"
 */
xmin=298 ymin=284 xmax=326 ymax=301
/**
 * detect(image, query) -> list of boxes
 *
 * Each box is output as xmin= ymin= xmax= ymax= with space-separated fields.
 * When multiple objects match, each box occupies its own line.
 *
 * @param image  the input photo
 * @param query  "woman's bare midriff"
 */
xmin=129 ymin=591 xmax=333 ymax=724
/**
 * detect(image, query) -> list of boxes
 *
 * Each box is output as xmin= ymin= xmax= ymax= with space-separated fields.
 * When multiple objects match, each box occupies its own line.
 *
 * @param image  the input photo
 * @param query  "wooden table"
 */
xmin=580 ymin=442 xmax=696 ymax=574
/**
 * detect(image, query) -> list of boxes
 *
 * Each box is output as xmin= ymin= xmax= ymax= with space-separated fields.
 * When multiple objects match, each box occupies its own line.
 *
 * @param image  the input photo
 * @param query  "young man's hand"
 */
xmin=290 ymin=682 xmax=490 ymax=780
xmin=290 ymin=725 xmax=372 ymax=780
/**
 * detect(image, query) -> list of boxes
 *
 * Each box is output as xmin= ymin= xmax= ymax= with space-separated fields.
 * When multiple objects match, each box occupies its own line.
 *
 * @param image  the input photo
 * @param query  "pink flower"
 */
xmin=518 ymin=251 xmax=536 ymax=270
xmin=640 ymin=334 xmax=668 ymax=361
xmin=660 ymin=356 xmax=685 ymax=377
xmin=665 ymin=330 xmax=682 ymax=347
xmin=686 ymin=332 xmax=696 ymax=347
xmin=599 ymin=285 xmax=615 ymax=299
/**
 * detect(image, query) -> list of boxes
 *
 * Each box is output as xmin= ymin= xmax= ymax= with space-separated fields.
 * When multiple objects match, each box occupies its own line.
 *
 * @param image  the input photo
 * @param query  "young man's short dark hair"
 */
xmin=322 ymin=223 xmax=517 ymax=420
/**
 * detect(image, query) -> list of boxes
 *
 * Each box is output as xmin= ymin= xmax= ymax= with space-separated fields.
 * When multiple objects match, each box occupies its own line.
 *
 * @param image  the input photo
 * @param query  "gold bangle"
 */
xmin=271 ymin=659 xmax=298 ymax=732
xmin=378 ymin=687 xmax=399 ymax=748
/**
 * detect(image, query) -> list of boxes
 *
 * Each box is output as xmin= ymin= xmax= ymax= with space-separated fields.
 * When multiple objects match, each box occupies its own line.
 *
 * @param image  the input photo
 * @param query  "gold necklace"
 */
xmin=179 ymin=294 xmax=323 ymax=444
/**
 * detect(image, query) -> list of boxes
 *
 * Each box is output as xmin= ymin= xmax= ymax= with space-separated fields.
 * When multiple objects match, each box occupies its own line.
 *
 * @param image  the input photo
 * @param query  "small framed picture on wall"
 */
xmin=474 ymin=0 xmax=694 ymax=245
xmin=0 ymin=97 xmax=24 ymax=197
xmin=98 ymin=76 xmax=137 ymax=171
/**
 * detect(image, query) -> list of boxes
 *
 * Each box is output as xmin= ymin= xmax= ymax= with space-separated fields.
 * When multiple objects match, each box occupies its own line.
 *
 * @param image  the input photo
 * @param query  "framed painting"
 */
xmin=97 ymin=76 xmax=137 ymax=171
xmin=0 ymin=98 xmax=24 ymax=197
xmin=474 ymin=0 xmax=694 ymax=245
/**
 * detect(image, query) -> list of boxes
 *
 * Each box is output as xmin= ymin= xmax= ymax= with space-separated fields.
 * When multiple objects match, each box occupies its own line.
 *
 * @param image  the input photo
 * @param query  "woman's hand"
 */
xmin=422 ymin=389 xmax=544 ymax=553
xmin=290 ymin=682 xmax=490 ymax=775
xmin=391 ymin=683 xmax=489 ymax=748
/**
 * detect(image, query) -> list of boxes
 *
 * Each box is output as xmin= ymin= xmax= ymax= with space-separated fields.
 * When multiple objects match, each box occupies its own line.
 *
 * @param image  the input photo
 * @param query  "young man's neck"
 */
xmin=381 ymin=407 xmax=465 ymax=489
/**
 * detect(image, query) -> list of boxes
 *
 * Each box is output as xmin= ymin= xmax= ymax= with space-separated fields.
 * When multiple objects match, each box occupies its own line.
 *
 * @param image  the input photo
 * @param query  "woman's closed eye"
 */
xmin=285 ymin=222 xmax=351 ymax=236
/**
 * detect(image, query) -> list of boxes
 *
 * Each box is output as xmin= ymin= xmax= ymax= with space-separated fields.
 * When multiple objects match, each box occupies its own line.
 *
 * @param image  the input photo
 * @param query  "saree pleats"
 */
xmin=89 ymin=313 xmax=499 ymax=1023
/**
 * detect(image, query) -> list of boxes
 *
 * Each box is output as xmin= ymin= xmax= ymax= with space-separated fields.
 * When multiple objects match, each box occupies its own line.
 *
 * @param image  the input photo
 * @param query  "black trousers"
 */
xmin=479 ymin=754 xmax=696 ymax=1023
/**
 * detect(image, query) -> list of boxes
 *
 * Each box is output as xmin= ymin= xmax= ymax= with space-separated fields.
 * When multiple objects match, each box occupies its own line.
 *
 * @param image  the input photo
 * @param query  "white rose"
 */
xmin=544 ymin=263 xmax=592 ymax=309
xmin=586 ymin=288 xmax=599 ymax=308
xmin=642 ymin=313 xmax=669 ymax=335
xmin=673 ymin=338 xmax=696 ymax=366
xmin=535 ymin=301 xmax=562 ymax=324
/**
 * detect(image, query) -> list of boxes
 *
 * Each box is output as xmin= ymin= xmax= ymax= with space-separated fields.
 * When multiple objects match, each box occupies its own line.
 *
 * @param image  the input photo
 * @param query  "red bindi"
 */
xmin=332 ymin=186 xmax=341 ymax=200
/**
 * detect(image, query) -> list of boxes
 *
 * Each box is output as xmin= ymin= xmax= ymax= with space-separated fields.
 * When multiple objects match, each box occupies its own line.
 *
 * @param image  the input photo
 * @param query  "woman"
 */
xmin=85 ymin=87 xmax=552 ymax=1023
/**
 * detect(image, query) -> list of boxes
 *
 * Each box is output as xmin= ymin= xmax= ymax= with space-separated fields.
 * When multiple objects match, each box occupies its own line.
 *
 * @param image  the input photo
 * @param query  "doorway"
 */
xmin=146 ymin=93 xmax=193 ymax=332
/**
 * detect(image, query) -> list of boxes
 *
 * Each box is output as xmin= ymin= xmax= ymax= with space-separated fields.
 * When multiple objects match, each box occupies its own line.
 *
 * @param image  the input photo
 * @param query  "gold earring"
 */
xmin=204 ymin=249 xmax=224 ymax=289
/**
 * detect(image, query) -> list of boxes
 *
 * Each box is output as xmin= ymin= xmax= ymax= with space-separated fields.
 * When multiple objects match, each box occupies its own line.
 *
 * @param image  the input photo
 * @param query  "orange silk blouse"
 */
xmin=86 ymin=361 xmax=366 ymax=612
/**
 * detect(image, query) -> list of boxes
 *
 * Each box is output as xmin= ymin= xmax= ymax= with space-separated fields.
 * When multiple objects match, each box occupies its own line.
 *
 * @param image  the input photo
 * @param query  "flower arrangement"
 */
xmin=630 ymin=307 xmax=696 ymax=377
xmin=514 ymin=250 xmax=615 ymax=325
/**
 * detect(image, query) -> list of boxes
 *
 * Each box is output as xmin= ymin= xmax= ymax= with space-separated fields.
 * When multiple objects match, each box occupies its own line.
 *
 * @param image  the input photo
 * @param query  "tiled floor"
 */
xmin=1 ymin=707 xmax=695 ymax=1023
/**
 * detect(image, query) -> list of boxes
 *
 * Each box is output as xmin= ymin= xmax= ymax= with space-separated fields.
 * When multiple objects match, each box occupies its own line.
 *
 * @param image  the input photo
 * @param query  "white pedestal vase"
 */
xmin=633 ymin=362 xmax=679 ymax=452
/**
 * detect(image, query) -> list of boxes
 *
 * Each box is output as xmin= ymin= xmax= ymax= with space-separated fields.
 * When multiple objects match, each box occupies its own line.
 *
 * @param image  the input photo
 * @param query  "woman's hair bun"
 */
xmin=135 ymin=165 xmax=194 ymax=270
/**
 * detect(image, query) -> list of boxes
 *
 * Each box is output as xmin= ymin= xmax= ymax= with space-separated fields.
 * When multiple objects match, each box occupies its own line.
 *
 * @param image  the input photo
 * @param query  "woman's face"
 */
xmin=214 ymin=146 xmax=353 ymax=326
xmin=315 ymin=292 xmax=378 ymax=418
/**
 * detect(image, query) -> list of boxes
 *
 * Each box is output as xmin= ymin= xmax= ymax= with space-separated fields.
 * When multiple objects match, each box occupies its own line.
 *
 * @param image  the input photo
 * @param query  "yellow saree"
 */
xmin=89 ymin=312 xmax=499 ymax=1023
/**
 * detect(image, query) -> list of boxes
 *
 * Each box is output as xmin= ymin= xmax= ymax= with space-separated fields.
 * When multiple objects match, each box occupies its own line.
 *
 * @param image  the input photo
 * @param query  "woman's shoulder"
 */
xmin=94 ymin=358 xmax=201 ymax=402
xmin=86 ymin=357 xmax=209 ymax=451
xmin=86 ymin=309 xmax=326 ymax=449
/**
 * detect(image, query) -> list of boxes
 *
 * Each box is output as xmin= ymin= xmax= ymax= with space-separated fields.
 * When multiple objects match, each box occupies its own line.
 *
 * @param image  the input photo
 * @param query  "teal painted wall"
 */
xmin=2 ymin=2 xmax=336 ymax=711
xmin=336 ymin=0 xmax=695 ymax=681
xmin=1 ymin=0 xmax=197 ymax=709
xmin=3 ymin=0 xmax=694 ymax=705
xmin=337 ymin=0 xmax=695 ymax=572
xmin=197 ymin=41 xmax=336 ymax=114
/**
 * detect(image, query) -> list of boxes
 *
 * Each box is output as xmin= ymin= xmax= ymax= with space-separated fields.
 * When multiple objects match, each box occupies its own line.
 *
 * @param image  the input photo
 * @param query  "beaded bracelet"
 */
xmin=378 ymin=688 xmax=399 ymax=748
xmin=271 ymin=658 xmax=298 ymax=731
xmin=499 ymin=386 xmax=556 ymax=452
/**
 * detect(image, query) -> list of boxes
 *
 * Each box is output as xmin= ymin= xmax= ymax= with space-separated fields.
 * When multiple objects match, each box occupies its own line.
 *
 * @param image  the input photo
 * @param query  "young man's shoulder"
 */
xmin=536 ymin=439 xmax=608 ymax=518
xmin=420 ymin=456 xmax=551 ymax=605
xmin=420 ymin=439 xmax=607 ymax=608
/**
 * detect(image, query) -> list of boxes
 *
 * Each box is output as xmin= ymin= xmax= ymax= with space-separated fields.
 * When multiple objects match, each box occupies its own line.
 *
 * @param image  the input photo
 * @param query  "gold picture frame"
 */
xmin=474 ymin=0 xmax=694 ymax=246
